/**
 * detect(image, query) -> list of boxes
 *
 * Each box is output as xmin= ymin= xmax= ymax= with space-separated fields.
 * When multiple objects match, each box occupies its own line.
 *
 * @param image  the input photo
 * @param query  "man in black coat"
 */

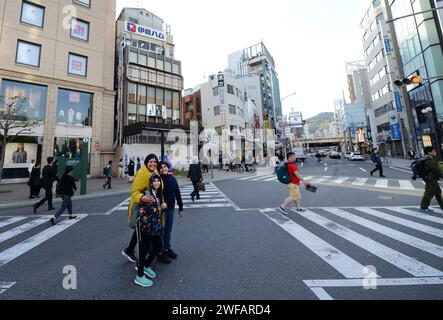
xmin=33 ymin=157 xmax=58 ymax=213
xmin=188 ymin=158 xmax=203 ymax=202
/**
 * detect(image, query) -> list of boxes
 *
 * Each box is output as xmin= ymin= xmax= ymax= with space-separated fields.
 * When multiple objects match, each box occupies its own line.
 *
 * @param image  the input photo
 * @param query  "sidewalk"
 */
xmin=0 ymin=169 xmax=246 ymax=208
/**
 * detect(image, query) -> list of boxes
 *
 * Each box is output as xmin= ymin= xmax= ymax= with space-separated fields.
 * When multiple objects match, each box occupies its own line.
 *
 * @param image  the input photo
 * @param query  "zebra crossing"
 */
xmin=237 ymin=174 xmax=425 ymax=191
xmin=0 ymin=214 xmax=87 ymax=296
xmin=107 ymin=182 xmax=233 ymax=213
xmin=260 ymin=206 xmax=443 ymax=300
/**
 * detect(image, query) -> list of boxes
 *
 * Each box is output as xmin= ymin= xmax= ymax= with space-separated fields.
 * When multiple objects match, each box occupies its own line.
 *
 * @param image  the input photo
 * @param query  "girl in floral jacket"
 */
xmin=134 ymin=174 xmax=167 ymax=287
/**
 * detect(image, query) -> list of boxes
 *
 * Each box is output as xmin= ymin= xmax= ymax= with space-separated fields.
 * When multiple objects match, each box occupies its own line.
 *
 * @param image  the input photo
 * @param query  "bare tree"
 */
xmin=0 ymin=95 xmax=39 ymax=184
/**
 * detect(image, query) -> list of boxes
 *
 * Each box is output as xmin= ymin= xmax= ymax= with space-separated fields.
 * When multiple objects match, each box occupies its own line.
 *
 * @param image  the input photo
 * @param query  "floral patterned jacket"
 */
xmin=138 ymin=191 xmax=163 ymax=236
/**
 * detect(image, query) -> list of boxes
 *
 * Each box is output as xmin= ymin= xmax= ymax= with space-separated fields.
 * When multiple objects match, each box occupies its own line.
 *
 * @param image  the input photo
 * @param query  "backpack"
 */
xmin=411 ymin=159 xmax=427 ymax=180
xmin=277 ymin=163 xmax=291 ymax=185
xmin=103 ymin=166 xmax=109 ymax=176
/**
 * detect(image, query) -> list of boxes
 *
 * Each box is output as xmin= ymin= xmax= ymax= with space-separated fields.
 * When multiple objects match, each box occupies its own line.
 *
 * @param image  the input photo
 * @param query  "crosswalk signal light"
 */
xmin=394 ymin=75 xmax=422 ymax=87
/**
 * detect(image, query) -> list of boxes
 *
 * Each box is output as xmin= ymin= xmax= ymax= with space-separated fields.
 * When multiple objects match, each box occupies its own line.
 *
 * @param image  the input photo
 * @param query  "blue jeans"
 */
xmin=55 ymin=195 xmax=73 ymax=218
xmin=162 ymin=208 xmax=175 ymax=251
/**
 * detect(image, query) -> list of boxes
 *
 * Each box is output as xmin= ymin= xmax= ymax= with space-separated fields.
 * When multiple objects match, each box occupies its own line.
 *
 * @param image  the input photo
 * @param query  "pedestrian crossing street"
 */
xmin=237 ymin=174 xmax=427 ymax=191
xmin=107 ymin=182 xmax=233 ymax=214
xmin=261 ymin=206 xmax=443 ymax=300
xmin=0 ymin=214 xmax=87 ymax=296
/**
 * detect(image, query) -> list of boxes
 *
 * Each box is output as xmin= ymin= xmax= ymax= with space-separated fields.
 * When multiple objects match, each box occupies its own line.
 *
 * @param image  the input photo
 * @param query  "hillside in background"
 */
xmin=306 ymin=112 xmax=334 ymax=134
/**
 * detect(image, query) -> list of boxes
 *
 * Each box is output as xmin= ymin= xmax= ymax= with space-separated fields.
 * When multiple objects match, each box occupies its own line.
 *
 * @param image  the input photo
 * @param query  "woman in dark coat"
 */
xmin=29 ymin=162 xmax=41 ymax=199
xmin=127 ymin=160 xmax=135 ymax=183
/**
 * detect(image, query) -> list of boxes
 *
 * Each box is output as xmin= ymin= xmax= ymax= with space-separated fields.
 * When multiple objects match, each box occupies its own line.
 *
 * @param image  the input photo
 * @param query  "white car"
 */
xmin=343 ymin=152 xmax=352 ymax=160
xmin=349 ymin=152 xmax=364 ymax=161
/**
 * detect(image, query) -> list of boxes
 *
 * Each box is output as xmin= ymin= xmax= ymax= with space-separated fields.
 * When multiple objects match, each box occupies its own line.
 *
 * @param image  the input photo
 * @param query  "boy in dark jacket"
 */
xmin=158 ymin=161 xmax=184 ymax=263
xmin=50 ymin=166 xmax=77 ymax=225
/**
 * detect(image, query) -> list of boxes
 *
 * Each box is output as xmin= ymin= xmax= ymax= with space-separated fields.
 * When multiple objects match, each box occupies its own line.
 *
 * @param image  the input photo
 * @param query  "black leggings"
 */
xmin=137 ymin=231 xmax=162 ymax=277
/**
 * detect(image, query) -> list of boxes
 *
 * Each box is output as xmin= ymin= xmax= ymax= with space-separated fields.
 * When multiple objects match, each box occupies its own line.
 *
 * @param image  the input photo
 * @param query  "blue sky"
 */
xmin=117 ymin=0 xmax=371 ymax=119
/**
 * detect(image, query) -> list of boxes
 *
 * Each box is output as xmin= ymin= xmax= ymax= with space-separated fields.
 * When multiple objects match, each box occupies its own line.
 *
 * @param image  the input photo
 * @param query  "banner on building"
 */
xmin=390 ymin=113 xmax=402 ymax=141
xmin=125 ymin=21 xmax=166 ymax=42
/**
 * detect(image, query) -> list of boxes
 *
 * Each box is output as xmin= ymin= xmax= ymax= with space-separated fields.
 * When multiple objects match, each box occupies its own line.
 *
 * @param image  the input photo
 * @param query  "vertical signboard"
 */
xmin=390 ymin=113 xmax=402 ymax=141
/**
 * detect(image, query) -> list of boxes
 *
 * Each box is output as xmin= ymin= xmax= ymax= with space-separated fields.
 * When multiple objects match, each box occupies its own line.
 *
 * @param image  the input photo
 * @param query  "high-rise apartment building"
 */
xmin=228 ymin=42 xmax=282 ymax=135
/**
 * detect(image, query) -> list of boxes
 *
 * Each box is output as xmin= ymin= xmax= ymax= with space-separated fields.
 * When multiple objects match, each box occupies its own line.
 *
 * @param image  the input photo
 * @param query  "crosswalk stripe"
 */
xmin=0 ymin=217 xmax=27 ymax=229
xmin=322 ymin=208 xmax=443 ymax=259
xmin=352 ymin=178 xmax=368 ymax=186
xmin=260 ymin=209 xmax=368 ymax=279
xmin=0 ymin=217 xmax=50 ymax=244
xmin=375 ymin=179 xmax=389 ymax=188
xmin=182 ymin=194 xmax=222 ymax=199
xmin=399 ymin=180 xmax=415 ymax=190
xmin=0 ymin=215 xmax=87 ymax=268
xmin=182 ymin=203 xmax=231 ymax=209
xmin=313 ymin=176 xmax=332 ymax=183
xmin=292 ymin=209 xmax=443 ymax=277
xmin=386 ymin=207 xmax=443 ymax=226
xmin=263 ymin=176 xmax=277 ymax=181
xmin=332 ymin=177 xmax=348 ymax=184
xmin=304 ymin=277 xmax=443 ymax=288
xmin=355 ymin=207 xmax=443 ymax=239
xmin=182 ymin=199 xmax=227 ymax=204
xmin=180 ymin=188 xmax=217 ymax=191
xmin=252 ymin=174 xmax=277 ymax=181
xmin=238 ymin=175 xmax=262 ymax=181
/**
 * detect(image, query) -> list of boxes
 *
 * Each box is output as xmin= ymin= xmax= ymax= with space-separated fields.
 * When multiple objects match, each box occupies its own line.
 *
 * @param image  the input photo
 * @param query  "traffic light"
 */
xmin=394 ymin=75 xmax=422 ymax=87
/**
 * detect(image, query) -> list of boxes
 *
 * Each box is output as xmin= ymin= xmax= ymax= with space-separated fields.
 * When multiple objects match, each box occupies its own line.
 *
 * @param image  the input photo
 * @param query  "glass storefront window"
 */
xmin=1 ymin=80 xmax=47 ymax=122
xmin=0 ymin=80 xmax=47 ymax=122
xmin=57 ymin=89 xmax=93 ymax=126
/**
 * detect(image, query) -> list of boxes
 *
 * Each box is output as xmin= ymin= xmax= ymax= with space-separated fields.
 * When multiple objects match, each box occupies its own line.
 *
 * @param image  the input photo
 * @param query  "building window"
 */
xmin=56 ymin=89 xmax=93 ymax=126
xmin=20 ymin=1 xmax=45 ymax=28
xmin=172 ymin=92 xmax=180 ymax=123
xmin=16 ymin=40 xmax=41 ymax=67
xmin=68 ymin=53 xmax=87 ymax=77
xmin=213 ymin=87 xmax=219 ymax=96
xmin=214 ymin=106 xmax=220 ymax=116
xmin=1 ymin=80 xmax=47 ymax=122
xmin=155 ymin=88 xmax=164 ymax=105
xmin=70 ymin=18 xmax=89 ymax=41
xmin=73 ymin=0 xmax=90 ymax=8
xmin=227 ymin=85 xmax=234 ymax=95
xmin=229 ymin=104 xmax=236 ymax=114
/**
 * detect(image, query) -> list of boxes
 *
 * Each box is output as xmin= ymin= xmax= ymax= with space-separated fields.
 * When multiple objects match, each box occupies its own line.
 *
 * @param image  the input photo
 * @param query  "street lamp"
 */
xmin=279 ymin=91 xmax=297 ymax=149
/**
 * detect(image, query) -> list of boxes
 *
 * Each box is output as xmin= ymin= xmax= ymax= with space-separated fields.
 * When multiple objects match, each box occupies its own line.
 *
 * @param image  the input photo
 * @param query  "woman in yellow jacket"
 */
xmin=122 ymin=154 xmax=162 ymax=263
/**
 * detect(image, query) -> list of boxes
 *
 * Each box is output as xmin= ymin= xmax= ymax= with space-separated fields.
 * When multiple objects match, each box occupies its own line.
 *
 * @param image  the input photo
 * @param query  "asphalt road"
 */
xmin=0 ymin=158 xmax=442 ymax=300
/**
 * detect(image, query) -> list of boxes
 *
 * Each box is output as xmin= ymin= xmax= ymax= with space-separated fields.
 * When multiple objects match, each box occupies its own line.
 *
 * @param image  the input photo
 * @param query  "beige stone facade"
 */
xmin=0 ymin=0 xmax=116 ymax=179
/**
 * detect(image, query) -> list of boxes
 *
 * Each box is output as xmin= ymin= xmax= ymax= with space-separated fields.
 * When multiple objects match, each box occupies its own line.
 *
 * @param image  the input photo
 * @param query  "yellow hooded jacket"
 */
xmin=127 ymin=164 xmax=163 ymax=223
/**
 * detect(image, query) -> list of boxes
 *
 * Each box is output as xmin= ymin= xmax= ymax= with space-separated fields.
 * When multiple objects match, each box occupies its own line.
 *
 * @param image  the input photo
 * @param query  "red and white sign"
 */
xmin=69 ymin=92 xmax=81 ymax=103
xmin=125 ymin=21 xmax=166 ymax=42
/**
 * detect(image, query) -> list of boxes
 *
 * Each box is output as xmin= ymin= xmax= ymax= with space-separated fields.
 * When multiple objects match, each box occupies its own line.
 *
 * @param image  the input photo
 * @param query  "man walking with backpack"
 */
xmin=419 ymin=147 xmax=443 ymax=213
xmin=278 ymin=152 xmax=310 ymax=215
